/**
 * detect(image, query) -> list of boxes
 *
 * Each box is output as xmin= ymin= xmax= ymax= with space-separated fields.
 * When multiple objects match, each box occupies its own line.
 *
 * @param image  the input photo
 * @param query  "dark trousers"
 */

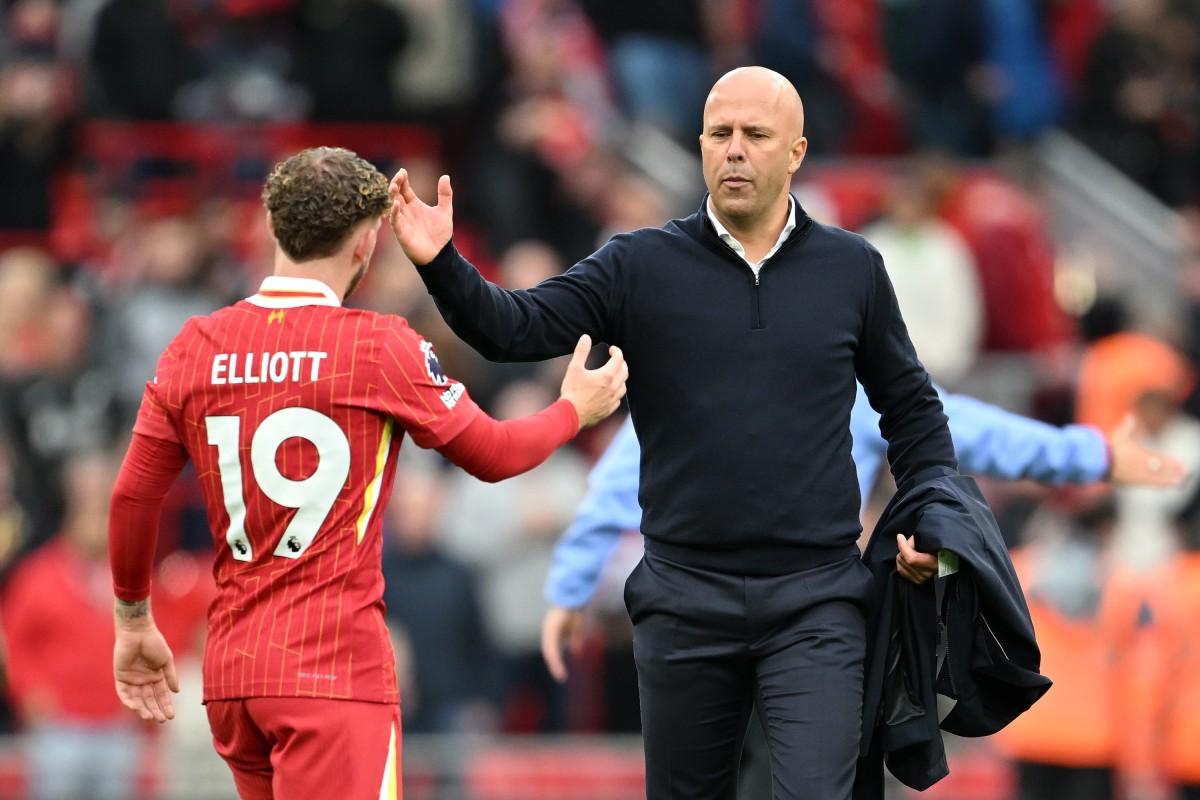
xmin=625 ymin=548 xmax=874 ymax=800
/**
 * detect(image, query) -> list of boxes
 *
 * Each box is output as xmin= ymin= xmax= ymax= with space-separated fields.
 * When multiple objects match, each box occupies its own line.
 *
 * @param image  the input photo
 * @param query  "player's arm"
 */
xmin=109 ymin=432 xmax=188 ymax=723
xmin=434 ymin=334 xmax=627 ymax=482
xmin=542 ymin=417 xmax=643 ymax=682
xmin=940 ymin=393 xmax=1186 ymax=486
xmin=852 ymin=383 xmax=1185 ymax=488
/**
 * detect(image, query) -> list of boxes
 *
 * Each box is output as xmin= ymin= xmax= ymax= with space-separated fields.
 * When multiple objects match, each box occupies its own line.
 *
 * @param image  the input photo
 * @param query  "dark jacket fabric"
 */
xmin=855 ymin=468 xmax=1052 ymax=798
xmin=417 ymin=197 xmax=957 ymax=577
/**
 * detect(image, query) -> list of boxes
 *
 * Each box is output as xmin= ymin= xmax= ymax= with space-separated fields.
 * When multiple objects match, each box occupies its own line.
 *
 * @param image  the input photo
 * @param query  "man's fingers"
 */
xmin=164 ymin=659 xmax=181 ymax=694
xmin=395 ymin=169 xmax=419 ymax=203
xmin=1114 ymin=414 xmax=1139 ymax=439
xmin=602 ymin=346 xmax=627 ymax=380
xmin=571 ymin=334 xmax=593 ymax=366
xmin=896 ymin=533 xmax=937 ymax=585
xmin=541 ymin=622 xmax=568 ymax=684
xmin=155 ymin=686 xmax=176 ymax=722
xmin=437 ymin=174 xmax=453 ymax=213
xmin=119 ymin=682 xmax=164 ymax=723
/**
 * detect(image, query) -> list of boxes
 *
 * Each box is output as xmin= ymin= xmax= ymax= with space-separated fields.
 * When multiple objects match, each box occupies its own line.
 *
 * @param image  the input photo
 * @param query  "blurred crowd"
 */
xmin=0 ymin=0 xmax=1199 ymax=798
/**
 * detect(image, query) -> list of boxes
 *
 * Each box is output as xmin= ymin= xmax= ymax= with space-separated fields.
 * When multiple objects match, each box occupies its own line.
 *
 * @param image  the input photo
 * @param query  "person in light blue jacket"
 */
xmin=542 ymin=383 xmax=1187 ymax=678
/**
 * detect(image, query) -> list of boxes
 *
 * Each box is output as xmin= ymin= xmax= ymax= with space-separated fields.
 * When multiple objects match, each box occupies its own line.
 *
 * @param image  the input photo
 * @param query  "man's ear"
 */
xmin=788 ymin=137 xmax=808 ymax=176
xmin=353 ymin=221 xmax=379 ymax=264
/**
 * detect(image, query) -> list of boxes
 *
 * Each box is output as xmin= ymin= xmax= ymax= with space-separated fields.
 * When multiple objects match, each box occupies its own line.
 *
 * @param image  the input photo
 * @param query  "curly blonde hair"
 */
xmin=262 ymin=147 xmax=391 ymax=262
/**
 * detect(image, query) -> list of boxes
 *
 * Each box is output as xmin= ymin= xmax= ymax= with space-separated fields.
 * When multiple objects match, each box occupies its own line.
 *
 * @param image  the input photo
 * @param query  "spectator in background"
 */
xmin=2 ymin=450 xmax=153 ymax=800
xmin=1181 ymin=211 xmax=1200 ymax=421
xmin=996 ymin=490 xmax=1160 ymax=800
xmin=0 ymin=51 xmax=73 ymax=232
xmin=0 ymin=444 xmax=26 ymax=586
xmin=881 ymin=0 xmax=990 ymax=155
xmin=88 ymin=0 xmax=187 ymax=120
xmin=294 ymin=0 xmax=411 ymax=122
xmin=591 ymin=168 xmax=674 ymax=249
xmin=938 ymin=157 xmax=1078 ymax=413
xmin=0 ymin=278 xmax=123 ymax=550
xmin=441 ymin=377 xmax=589 ymax=732
xmin=1072 ymin=0 xmax=1200 ymax=208
xmin=170 ymin=3 xmax=310 ymax=123
xmin=1077 ymin=330 xmax=1200 ymax=570
xmin=381 ymin=458 xmax=498 ymax=735
xmin=979 ymin=0 xmax=1064 ymax=145
xmin=1152 ymin=490 xmax=1200 ymax=800
xmin=389 ymin=0 xmax=478 ymax=125
xmin=0 ymin=246 xmax=57 ymax=377
xmin=862 ymin=157 xmax=984 ymax=388
xmin=98 ymin=215 xmax=227 ymax=425
xmin=465 ymin=0 xmax=616 ymax=262
xmin=577 ymin=0 xmax=714 ymax=144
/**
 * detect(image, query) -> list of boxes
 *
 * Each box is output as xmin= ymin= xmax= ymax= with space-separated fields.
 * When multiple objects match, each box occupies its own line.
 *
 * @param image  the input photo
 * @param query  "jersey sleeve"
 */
xmin=131 ymin=329 xmax=186 ymax=444
xmin=370 ymin=316 xmax=484 ymax=449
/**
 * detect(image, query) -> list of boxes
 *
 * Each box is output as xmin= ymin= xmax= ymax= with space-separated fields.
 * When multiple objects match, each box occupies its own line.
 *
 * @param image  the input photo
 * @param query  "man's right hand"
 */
xmin=114 ymin=624 xmax=179 ymax=724
xmin=388 ymin=168 xmax=454 ymax=265
xmin=560 ymin=334 xmax=628 ymax=429
xmin=541 ymin=605 xmax=587 ymax=683
xmin=1106 ymin=415 xmax=1188 ymax=487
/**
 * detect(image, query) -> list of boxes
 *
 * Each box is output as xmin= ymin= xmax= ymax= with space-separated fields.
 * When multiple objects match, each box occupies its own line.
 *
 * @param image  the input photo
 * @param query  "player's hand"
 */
xmin=1106 ymin=415 xmax=1188 ymax=487
xmin=114 ymin=626 xmax=180 ymax=724
xmin=560 ymin=334 xmax=628 ymax=429
xmin=896 ymin=534 xmax=937 ymax=585
xmin=541 ymin=605 xmax=587 ymax=683
xmin=388 ymin=169 xmax=454 ymax=266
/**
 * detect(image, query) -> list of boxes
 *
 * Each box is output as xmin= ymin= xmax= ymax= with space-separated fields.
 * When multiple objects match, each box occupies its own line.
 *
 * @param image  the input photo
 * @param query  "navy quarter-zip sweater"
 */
xmin=417 ymin=197 xmax=958 ymax=576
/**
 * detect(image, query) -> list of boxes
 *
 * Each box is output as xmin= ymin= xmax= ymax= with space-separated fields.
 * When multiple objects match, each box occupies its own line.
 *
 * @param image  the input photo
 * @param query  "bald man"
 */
xmin=390 ymin=67 xmax=981 ymax=799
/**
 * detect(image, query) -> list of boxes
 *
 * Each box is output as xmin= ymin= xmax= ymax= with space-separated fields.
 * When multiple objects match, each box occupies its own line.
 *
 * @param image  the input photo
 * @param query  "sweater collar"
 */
xmin=705 ymin=196 xmax=797 ymax=265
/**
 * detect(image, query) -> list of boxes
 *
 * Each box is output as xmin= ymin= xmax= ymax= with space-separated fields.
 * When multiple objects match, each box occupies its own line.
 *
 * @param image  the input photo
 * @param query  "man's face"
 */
xmin=699 ymin=75 xmax=806 ymax=228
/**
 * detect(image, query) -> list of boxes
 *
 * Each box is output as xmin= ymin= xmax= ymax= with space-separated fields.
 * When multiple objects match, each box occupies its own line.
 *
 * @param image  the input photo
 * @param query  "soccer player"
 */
xmin=107 ymin=147 xmax=628 ymax=800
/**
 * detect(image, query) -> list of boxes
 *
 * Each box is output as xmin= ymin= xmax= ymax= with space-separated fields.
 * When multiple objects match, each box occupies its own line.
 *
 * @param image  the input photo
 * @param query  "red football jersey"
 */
xmin=133 ymin=276 xmax=483 ymax=703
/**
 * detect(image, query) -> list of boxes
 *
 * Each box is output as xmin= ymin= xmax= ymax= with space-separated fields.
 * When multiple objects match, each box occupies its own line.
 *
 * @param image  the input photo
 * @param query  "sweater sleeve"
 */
xmin=853 ymin=240 xmax=958 ymax=489
xmin=415 ymin=239 xmax=621 ymax=362
xmin=435 ymin=398 xmax=579 ymax=482
xmin=110 ymin=432 xmax=190 ymax=601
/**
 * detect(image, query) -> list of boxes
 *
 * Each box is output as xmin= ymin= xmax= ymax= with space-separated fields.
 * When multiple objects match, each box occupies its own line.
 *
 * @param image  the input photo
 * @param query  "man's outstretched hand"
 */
xmin=1106 ymin=415 xmax=1188 ymax=487
xmin=388 ymin=168 xmax=454 ymax=266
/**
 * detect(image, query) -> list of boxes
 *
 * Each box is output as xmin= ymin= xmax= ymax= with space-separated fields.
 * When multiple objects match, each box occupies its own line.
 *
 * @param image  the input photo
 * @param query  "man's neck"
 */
xmin=273 ymin=258 xmax=350 ymax=301
xmin=708 ymin=196 xmax=794 ymax=264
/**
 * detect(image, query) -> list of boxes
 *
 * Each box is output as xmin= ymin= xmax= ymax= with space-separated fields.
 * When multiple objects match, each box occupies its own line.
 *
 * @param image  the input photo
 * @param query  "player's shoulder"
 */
xmin=339 ymin=308 xmax=432 ymax=362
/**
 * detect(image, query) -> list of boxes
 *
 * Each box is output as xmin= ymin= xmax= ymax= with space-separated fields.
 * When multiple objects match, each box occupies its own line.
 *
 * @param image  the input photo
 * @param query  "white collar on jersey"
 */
xmin=247 ymin=275 xmax=341 ymax=308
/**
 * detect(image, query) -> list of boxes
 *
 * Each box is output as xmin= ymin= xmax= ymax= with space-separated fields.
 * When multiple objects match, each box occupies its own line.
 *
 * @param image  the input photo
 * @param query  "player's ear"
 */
xmin=353 ymin=220 xmax=379 ymax=264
